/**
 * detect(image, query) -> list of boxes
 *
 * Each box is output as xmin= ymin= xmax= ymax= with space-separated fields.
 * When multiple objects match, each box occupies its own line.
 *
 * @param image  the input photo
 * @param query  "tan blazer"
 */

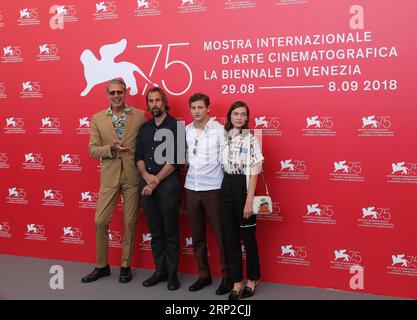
xmin=89 ymin=107 xmax=146 ymax=187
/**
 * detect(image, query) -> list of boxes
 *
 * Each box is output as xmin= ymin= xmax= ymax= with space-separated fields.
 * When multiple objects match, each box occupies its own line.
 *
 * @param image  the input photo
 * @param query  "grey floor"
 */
xmin=0 ymin=254 xmax=403 ymax=300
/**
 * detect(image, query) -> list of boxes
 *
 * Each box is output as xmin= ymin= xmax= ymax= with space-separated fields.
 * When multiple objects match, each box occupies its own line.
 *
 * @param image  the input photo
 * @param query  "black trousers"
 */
xmin=140 ymin=172 xmax=180 ymax=275
xmin=220 ymin=174 xmax=260 ymax=283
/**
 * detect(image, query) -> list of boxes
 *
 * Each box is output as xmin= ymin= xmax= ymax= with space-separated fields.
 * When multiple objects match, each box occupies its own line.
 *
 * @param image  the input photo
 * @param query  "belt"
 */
xmin=224 ymin=172 xmax=244 ymax=176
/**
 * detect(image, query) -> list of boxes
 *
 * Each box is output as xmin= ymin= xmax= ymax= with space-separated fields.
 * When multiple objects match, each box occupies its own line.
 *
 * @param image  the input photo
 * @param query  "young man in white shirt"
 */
xmin=185 ymin=93 xmax=232 ymax=295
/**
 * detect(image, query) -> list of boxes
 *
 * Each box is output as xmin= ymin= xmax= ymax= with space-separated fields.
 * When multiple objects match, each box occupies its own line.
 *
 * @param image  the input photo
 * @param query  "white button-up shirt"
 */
xmin=185 ymin=118 xmax=225 ymax=191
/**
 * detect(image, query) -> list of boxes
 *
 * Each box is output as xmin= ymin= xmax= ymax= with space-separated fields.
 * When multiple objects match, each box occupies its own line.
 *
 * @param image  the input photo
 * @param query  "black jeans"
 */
xmin=140 ymin=172 xmax=181 ymax=275
xmin=220 ymin=174 xmax=260 ymax=283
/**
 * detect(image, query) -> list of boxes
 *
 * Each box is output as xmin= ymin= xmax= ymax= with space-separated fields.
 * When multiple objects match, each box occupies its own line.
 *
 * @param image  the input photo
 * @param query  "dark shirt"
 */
xmin=135 ymin=114 xmax=184 ymax=174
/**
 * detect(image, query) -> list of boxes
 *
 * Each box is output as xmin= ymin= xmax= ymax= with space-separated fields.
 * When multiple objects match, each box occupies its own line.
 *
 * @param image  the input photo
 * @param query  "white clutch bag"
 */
xmin=252 ymin=169 xmax=272 ymax=214
xmin=253 ymin=196 xmax=272 ymax=214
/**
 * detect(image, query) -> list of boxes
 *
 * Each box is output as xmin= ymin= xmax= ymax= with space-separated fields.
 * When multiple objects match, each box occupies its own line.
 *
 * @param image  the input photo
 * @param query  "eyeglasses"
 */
xmin=192 ymin=139 xmax=198 ymax=155
xmin=108 ymin=90 xmax=124 ymax=96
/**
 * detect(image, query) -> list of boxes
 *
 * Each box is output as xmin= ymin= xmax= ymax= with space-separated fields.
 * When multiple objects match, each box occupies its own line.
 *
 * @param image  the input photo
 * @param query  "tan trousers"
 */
xmin=95 ymin=167 xmax=139 ymax=268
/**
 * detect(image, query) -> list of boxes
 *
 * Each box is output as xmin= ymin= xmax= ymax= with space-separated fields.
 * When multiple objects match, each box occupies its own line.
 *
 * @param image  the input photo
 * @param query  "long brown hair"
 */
xmin=224 ymin=101 xmax=250 ymax=132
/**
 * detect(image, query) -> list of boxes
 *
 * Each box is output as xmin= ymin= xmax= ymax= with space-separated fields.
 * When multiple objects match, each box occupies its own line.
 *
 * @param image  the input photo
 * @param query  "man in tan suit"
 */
xmin=81 ymin=78 xmax=146 ymax=284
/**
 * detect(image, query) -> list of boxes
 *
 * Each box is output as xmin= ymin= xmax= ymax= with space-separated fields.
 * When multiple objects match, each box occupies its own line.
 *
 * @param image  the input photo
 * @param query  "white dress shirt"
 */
xmin=185 ymin=118 xmax=225 ymax=191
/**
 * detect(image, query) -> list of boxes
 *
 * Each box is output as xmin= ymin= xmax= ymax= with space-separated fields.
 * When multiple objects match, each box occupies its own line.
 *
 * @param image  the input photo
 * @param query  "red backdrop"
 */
xmin=1 ymin=0 xmax=416 ymax=299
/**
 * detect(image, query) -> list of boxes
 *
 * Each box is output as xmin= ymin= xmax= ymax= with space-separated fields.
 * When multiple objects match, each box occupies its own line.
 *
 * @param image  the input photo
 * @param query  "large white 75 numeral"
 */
xmin=137 ymin=43 xmax=193 ymax=96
